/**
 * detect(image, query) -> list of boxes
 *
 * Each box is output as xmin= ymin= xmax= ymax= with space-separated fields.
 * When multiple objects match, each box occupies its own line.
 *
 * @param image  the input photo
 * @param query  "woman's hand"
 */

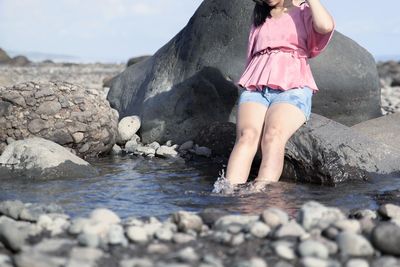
xmin=305 ymin=0 xmax=334 ymax=34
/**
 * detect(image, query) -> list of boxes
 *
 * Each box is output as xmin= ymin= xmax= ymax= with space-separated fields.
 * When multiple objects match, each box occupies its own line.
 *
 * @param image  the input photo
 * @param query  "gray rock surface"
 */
xmin=371 ymin=223 xmax=400 ymax=256
xmin=108 ymin=0 xmax=381 ymax=147
xmin=351 ymin=112 xmax=400 ymax=151
xmin=0 ymin=137 xmax=98 ymax=179
xmin=0 ymin=81 xmax=119 ymax=157
xmin=283 ymin=114 xmax=400 ymax=184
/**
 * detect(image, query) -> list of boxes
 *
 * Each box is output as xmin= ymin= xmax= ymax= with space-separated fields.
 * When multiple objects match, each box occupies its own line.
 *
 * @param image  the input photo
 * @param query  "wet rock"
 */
xmin=178 ymin=141 xmax=194 ymax=151
xmin=198 ymin=208 xmax=229 ymax=227
xmin=37 ymin=213 xmax=70 ymax=236
xmin=298 ymin=201 xmax=345 ymax=231
xmin=194 ymin=145 xmax=212 ymax=157
xmin=371 ymin=222 xmax=400 ymax=255
xmin=156 ymin=145 xmax=179 ymax=159
xmin=0 ymin=81 xmax=119 ymax=157
xmin=378 ymin=204 xmax=400 ymax=220
xmin=350 ymin=209 xmax=377 ymax=220
xmin=261 ymin=207 xmax=289 ymax=228
xmin=345 ymin=259 xmax=369 ymax=267
xmin=336 ymin=231 xmax=374 ymax=256
xmin=117 ymin=116 xmax=141 ymax=144
xmin=111 ymin=144 xmax=122 ymax=155
xmin=298 ymin=239 xmax=329 ymax=259
xmin=0 ymin=137 xmax=98 ymax=179
xmin=173 ymin=211 xmax=203 ymax=233
xmin=126 ymin=226 xmax=149 ymax=244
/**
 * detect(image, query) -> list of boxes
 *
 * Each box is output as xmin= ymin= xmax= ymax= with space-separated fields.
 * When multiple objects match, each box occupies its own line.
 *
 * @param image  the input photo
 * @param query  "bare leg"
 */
xmin=225 ymin=102 xmax=268 ymax=185
xmin=255 ymin=103 xmax=306 ymax=185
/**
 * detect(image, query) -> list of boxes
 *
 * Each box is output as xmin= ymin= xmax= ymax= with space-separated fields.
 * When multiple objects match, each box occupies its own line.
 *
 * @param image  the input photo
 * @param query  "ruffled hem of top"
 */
xmin=236 ymin=52 xmax=319 ymax=94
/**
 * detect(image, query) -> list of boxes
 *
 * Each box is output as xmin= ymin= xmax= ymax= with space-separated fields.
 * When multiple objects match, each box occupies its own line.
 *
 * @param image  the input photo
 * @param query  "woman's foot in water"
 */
xmin=249 ymin=178 xmax=276 ymax=192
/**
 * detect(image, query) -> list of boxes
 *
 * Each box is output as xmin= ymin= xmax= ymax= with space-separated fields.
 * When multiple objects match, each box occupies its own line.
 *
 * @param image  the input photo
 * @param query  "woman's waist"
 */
xmin=252 ymin=46 xmax=308 ymax=58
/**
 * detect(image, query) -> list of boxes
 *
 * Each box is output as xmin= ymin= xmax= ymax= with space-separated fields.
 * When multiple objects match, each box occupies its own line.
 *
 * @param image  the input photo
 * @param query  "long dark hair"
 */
xmin=252 ymin=1 xmax=272 ymax=27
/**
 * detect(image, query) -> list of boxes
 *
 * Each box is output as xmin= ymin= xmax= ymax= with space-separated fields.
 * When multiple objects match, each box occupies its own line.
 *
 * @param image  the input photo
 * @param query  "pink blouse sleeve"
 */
xmin=302 ymin=3 xmax=335 ymax=58
xmin=245 ymin=24 xmax=257 ymax=67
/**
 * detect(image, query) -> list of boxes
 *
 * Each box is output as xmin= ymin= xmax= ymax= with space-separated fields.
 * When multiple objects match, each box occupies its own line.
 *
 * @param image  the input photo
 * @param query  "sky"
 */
xmin=0 ymin=0 xmax=399 ymax=63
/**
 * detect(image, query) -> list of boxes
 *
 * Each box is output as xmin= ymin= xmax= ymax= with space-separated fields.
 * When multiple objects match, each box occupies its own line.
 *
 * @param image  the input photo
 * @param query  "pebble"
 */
xmin=0 ymin=220 xmax=28 ymax=252
xmin=249 ymin=221 xmax=270 ymax=238
xmin=336 ymin=231 xmax=374 ymax=256
xmin=273 ymin=241 xmax=296 ymax=260
xmin=90 ymin=208 xmax=120 ymax=225
xmin=371 ymin=256 xmax=400 ymax=267
xmin=230 ymin=233 xmax=245 ymax=246
xmin=176 ymin=247 xmax=199 ymax=263
xmin=371 ymin=222 xmax=400 ymax=256
xmin=346 ymin=258 xmax=369 ymax=267
xmin=298 ymin=201 xmax=345 ymax=231
xmin=298 ymin=239 xmax=329 ymax=259
xmin=147 ymin=243 xmax=170 ymax=254
xmin=155 ymin=227 xmax=174 ymax=241
xmin=234 ymin=257 xmax=268 ymax=267
xmin=126 ymin=226 xmax=149 ymax=243
xmin=378 ymin=204 xmax=400 ymax=220
xmin=261 ymin=207 xmax=289 ymax=228
xmin=172 ymin=233 xmax=195 ymax=244
xmin=173 ymin=211 xmax=203 ymax=233
xmin=333 ymin=219 xmax=361 ymax=233
xmin=119 ymin=257 xmax=154 ymax=267
xmin=274 ymin=220 xmax=307 ymax=238
xmin=107 ymin=224 xmax=127 ymax=245
xmin=299 ymin=257 xmax=339 ymax=267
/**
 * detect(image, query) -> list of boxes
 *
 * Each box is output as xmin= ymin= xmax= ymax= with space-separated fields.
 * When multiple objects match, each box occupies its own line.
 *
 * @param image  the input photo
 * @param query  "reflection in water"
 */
xmin=0 ymin=155 xmax=400 ymax=219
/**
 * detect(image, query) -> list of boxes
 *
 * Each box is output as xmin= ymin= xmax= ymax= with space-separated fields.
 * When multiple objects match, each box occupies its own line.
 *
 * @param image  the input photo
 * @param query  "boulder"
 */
xmin=0 ymin=48 xmax=11 ymax=64
xmin=107 ymin=0 xmax=381 ymax=146
xmin=283 ymin=113 xmax=400 ymax=184
xmin=351 ymin=112 xmax=400 ymax=151
xmin=0 ymin=137 xmax=98 ymax=179
xmin=10 ymin=55 xmax=31 ymax=66
xmin=0 ymin=81 xmax=119 ymax=157
xmin=126 ymin=55 xmax=151 ymax=67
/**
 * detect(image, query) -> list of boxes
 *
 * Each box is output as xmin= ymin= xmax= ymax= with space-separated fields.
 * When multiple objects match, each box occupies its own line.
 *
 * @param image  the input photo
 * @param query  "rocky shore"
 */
xmin=1 ymin=200 xmax=400 ymax=267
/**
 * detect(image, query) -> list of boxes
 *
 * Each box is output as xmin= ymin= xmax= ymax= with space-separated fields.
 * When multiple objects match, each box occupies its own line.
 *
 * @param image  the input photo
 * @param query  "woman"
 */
xmin=224 ymin=0 xmax=335 ymax=189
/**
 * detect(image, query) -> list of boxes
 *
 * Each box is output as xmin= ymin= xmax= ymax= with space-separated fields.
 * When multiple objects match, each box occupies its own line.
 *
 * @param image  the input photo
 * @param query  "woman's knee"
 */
xmin=236 ymin=127 xmax=261 ymax=147
xmin=261 ymin=126 xmax=285 ymax=146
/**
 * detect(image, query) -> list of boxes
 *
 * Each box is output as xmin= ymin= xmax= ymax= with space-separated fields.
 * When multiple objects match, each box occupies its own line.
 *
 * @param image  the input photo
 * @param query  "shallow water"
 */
xmin=1 ymin=155 xmax=400 ymax=220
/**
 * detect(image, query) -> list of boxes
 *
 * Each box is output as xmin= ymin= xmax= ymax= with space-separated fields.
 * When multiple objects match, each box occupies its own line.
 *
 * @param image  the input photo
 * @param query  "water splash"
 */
xmin=212 ymin=168 xmax=236 ymax=194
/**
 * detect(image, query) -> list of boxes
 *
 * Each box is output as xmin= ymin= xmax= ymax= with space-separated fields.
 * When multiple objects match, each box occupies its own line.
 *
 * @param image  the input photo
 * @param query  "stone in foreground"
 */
xmin=0 ymin=137 xmax=98 ymax=179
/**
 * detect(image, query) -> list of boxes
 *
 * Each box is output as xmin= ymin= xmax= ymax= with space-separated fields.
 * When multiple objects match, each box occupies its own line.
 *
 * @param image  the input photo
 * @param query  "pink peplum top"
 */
xmin=236 ymin=2 xmax=335 ymax=94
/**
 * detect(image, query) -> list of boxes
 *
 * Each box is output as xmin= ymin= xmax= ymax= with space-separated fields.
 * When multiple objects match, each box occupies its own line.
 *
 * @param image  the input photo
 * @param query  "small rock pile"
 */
xmin=1 ymin=200 xmax=400 ymax=267
xmin=377 ymin=60 xmax=400 ymax=114
xmin=113 ymin=115 xmax=214 ymax=160
xmin=0 ymin=81 xmax=119 ymax=157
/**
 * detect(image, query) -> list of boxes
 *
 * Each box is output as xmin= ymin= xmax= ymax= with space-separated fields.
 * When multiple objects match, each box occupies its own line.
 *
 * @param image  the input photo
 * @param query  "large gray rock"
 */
xmin=0 ymin=81 xmax=119 ymax=157
xmin=283 ymin=113 xmax=400 ymax=184
xmin=108 ymin=0 xmax=381 ymax=145
xmin=351 ymin=112 xmax=400 ymax=151
xmin=0 ymin=137 xmax=98 ymax=179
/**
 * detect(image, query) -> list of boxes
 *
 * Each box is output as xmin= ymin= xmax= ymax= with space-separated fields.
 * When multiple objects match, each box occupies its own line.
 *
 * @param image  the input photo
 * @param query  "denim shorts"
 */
xmin=238 ymin=86 xmax=313 ymax=124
